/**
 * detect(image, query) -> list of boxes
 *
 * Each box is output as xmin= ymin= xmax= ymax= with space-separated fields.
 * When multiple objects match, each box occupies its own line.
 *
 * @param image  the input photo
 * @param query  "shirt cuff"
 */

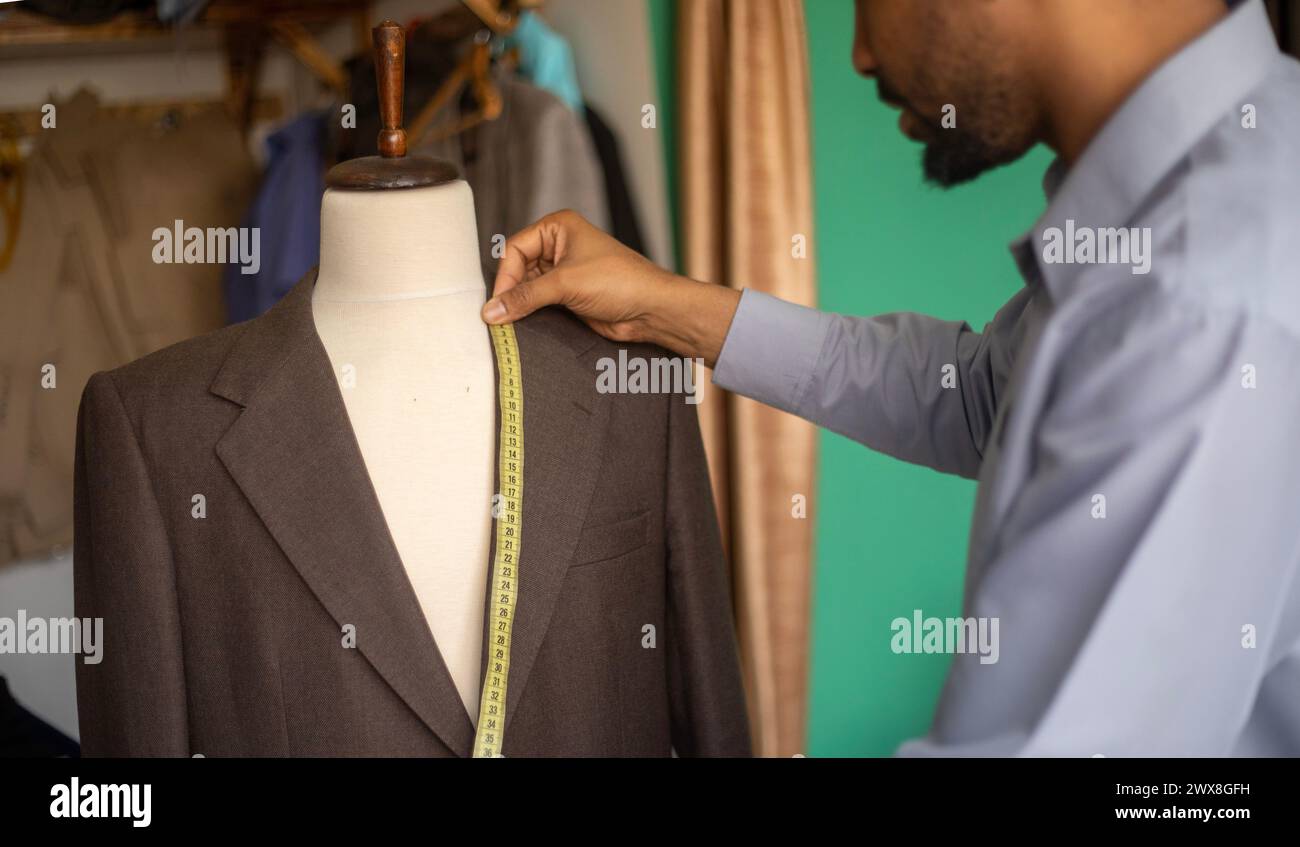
xmin=711 ymin=289 xmax=831 ymax=415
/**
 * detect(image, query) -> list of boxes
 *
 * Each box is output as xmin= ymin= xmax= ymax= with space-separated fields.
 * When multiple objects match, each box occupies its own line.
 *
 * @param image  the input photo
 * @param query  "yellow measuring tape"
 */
xmin=473 ymin=322 xmax=524 ymax=758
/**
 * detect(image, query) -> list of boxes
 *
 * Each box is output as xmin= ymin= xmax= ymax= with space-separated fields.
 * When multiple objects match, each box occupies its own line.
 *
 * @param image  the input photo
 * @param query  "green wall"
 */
xmin=649 ymin=0 xmax=1053 ymax=756
xmin=804 ymin=3 xmax=1052 ymax=756
xmin=647 ymin=0 xmax=680 ymax=269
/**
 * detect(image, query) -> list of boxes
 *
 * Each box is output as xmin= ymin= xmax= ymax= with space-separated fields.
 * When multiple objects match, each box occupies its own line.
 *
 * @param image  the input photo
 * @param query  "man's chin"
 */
xmin=921 ymin=135 xmax=1012 ymax=188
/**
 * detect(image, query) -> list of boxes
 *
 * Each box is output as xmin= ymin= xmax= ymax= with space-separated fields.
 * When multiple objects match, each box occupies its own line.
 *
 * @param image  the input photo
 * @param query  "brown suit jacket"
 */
xmin=74 ymin=268 xmax=751 ymax=757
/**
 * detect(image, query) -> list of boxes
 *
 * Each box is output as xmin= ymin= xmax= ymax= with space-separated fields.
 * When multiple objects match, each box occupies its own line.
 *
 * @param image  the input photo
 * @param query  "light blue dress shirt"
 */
xmin=712 ymin=0 xmax=1300 ymax=756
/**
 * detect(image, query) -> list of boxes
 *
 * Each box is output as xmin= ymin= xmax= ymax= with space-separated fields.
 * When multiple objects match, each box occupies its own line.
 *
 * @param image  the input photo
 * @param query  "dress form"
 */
xmin=312 ymin=181 xmax=493 ymax=721
xmin=311 ymin=22 xmax=494 ymax=721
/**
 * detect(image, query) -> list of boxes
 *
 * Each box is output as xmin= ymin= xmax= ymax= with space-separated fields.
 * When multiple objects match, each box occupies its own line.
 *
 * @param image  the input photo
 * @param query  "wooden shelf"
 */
xmin=0 ymin=0 xmax=371 ymax=49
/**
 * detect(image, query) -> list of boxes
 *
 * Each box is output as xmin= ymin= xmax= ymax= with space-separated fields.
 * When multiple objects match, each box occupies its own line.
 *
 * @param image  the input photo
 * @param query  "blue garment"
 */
xmin=223 ymin=110 xmax=325 ymax=324
xmin=506 ymin=11 xmax=583 ymax=113
xmin=155 ymin=0 xmax=209 ymax=24
xmin=714 ymin=0 xmax=1300 ymax=755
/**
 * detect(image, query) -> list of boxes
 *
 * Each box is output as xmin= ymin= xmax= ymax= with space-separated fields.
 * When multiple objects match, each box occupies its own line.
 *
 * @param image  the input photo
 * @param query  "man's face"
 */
xmin=852 ymin=0 xmax=1041 ymax=187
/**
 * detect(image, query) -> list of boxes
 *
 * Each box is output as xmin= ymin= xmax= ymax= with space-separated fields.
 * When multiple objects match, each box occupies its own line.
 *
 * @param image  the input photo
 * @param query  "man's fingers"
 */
xmin=492 ymin=221 xmax=548 ymax=296
xmin=482 ymin=270 xmax=566 ymax=324
xmin=491 ymin=210 xmax=579 ymax=296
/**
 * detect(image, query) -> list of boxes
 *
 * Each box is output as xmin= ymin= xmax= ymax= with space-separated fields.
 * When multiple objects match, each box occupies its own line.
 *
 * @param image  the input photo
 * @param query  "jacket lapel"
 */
xmin=495 ymin=309 xmax=610 ymax=736
xmin=211 ymin=268 xmax=475 ymax=756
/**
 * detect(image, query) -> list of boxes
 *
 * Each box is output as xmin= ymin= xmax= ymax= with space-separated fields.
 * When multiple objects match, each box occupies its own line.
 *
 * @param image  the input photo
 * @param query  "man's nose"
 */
xmin=852 ymin=14 xmax=876 ymax=78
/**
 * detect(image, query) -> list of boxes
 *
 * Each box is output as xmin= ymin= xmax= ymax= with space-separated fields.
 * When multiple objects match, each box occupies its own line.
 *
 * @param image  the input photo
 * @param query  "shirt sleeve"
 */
xmin=902 ymin=294 xmax=1300 ymax=757
xmin=712 ymin=287 xmax=1037 ymax=479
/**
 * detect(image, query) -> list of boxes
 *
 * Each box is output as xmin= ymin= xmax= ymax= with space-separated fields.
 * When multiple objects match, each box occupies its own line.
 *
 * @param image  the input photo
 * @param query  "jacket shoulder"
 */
xmin=96 ymin=320 xmax=251 ymax=408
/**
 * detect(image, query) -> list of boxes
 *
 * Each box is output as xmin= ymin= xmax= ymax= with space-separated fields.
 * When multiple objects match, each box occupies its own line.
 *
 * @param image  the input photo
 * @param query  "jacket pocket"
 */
xmin=571 ymin=511 xmax=649 ymax=566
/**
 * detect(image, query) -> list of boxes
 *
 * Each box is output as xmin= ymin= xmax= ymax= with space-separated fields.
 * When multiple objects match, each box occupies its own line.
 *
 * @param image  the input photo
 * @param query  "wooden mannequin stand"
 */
xmin=326 ymin=20 xmax=461 ymax=190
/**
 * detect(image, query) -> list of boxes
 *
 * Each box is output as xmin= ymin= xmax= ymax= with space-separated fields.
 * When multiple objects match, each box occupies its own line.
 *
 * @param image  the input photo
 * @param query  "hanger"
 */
xmin=268 ymin=19 xmax=350 ymax=98
xmin=404 ymin=0 xmax=552 ymax=145
xmin=405 ymin=27 xmax=513 ymax=146
xmin=461 ymin=0 xmax=521 ymax=36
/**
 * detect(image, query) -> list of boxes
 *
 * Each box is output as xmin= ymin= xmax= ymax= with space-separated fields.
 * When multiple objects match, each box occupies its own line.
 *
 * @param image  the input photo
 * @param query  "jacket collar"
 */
xmin=210 ymin=267 xmax=609 ymax=755
xmin=1011 ymin=0 xmax=1282 ymax=301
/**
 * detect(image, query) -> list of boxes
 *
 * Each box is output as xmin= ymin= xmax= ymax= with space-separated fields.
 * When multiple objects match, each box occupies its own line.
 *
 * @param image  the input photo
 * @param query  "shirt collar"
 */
xmin=1010 ymin=0 xmax=1282 ymax=299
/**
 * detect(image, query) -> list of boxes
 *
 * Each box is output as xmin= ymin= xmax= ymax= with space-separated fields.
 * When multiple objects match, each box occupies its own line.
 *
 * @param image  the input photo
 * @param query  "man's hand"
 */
xmin=482 ymin=210 xmax=741 ymax=367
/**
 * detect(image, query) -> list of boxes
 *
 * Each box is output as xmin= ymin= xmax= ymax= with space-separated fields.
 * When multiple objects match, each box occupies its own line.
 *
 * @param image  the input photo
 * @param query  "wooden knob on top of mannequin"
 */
xmin=325 ymin=20 xmax=460 ymax=190
xmin=373 ymin=20 xmax=408 ymax=158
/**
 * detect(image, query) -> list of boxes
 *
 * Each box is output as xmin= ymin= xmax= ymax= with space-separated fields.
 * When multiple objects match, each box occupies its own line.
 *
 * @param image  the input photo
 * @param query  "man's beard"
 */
xmin=921 ymin=129 xmax=1008 ymax=188
xmin=877 ymin=73 xmax=1018 ymax=189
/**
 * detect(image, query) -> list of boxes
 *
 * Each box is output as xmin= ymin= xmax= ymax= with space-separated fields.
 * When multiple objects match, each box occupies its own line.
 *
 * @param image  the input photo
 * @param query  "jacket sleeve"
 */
xmin=664 ymin=388 xmax=753 ymax=757
xmin=74 ymin=371 xmax=190 ymax=756
xmin=712 ymin=287 xmax=1036 ymax=479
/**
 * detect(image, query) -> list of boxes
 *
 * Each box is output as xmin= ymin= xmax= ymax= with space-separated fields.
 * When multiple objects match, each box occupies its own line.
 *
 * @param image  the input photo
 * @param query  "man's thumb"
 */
xmin=482 ymin=273 xmax=564 ymax=324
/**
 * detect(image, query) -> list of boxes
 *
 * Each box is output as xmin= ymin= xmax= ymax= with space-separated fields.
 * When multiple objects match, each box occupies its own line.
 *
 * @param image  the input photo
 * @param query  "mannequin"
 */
xmin=311 ymin=171 xmax=495 ymax=722
xmin=305 ymin=20 xmax=502 ymax=721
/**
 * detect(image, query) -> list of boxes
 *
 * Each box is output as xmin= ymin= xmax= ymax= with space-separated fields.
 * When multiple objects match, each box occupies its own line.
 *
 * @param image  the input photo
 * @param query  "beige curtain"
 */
xmin=677 ymin=0 xmax=818 ymax=758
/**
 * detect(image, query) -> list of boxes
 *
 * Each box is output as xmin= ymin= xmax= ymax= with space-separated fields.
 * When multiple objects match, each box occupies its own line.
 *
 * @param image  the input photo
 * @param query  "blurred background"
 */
xmin=1 ymin=0 xmax=1296 ymax=758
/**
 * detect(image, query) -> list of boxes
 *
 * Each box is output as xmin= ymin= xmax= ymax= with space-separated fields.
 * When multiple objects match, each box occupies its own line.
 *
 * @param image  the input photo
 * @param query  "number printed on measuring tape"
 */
xmin=473 ymin=322 xmax=524 ymax=758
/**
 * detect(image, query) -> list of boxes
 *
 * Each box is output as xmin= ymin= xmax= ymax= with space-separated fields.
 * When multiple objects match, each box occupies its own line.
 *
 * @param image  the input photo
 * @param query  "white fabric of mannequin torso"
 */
xmin=311 ymin=180 xmax=494 ymax=722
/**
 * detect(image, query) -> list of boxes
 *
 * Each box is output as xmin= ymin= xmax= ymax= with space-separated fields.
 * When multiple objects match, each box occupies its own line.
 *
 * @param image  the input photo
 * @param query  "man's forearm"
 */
xmin=646 ymin=278 xmax=742 ymax=368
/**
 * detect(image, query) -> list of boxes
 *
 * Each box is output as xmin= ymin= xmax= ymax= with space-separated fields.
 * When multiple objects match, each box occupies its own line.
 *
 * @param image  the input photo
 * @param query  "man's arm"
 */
xmin=484 ymin=210 xmax=1036 ymax=479
xmin=712 ymin=286 xmax=1037 ymax=479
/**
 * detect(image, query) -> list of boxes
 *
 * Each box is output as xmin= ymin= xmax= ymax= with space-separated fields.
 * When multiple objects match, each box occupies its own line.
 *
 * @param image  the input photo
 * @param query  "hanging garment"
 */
xmin=73 ymin=267 xmax=752 ymax=757
xmin=504 ymin=10 xmax=584 ymax=112
xmin=155 ymin=0 xmax=210 ymax=24
xmin=223 ymin=109 xmax=327 ymax=324
xmin=0 ymin=89 xmax=254 ymax=568
xmin=583 ymin=103 xmax=648 ymax=256
xmin=21 ymin=0 xmax=205 ymax=24
xmin=338 ymin=42 xmax=610 ymax=282
xmin=21 ymin=0 xmax=151 ymax=24
xmin=415 ymin=67 xmax=610 ymax=280
xmin=0 ymin=677 xmax=79 ymax=758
